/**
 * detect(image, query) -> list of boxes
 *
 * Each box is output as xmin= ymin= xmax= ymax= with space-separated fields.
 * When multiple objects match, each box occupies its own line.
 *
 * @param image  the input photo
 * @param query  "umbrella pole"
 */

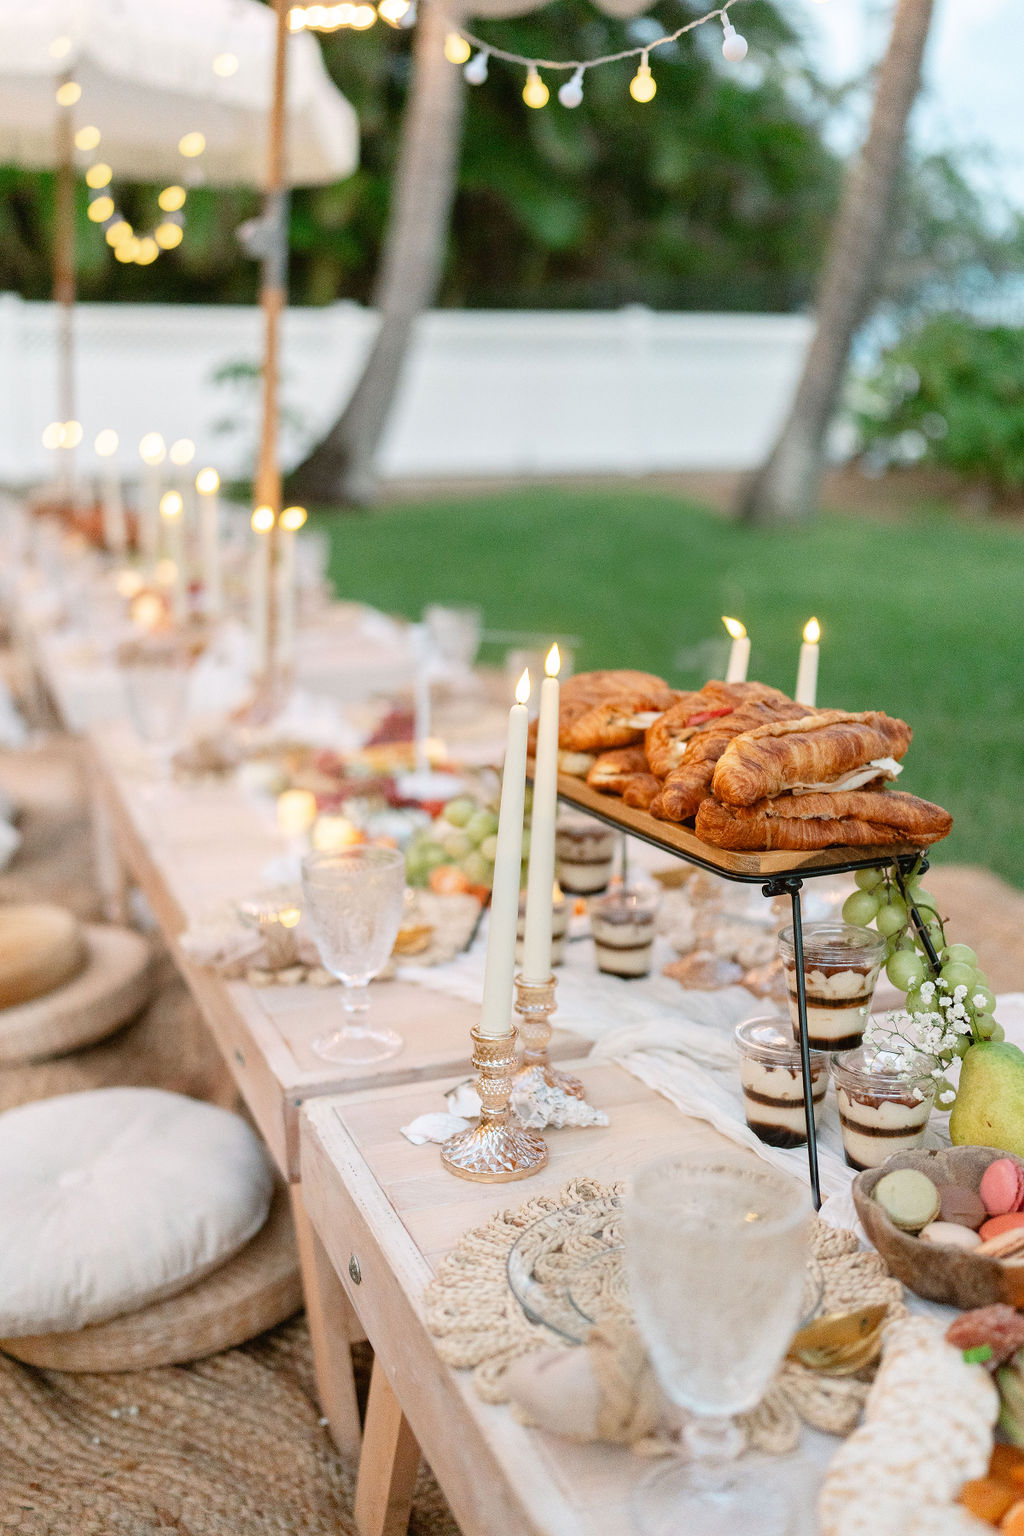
xmin=253 ymin=0 xmax=290 ymax=703
xmin=54 ymin=86 xmax=76 ymax=505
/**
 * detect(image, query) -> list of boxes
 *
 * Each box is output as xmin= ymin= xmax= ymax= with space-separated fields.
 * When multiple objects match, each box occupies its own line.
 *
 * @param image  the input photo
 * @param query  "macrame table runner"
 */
xmin=423 ymin=1177 xmax=905 ymax=1456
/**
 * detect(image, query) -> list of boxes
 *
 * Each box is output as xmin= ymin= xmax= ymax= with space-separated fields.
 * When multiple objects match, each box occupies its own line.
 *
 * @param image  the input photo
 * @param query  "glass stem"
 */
xmin=683 ymin=1415 xmax=744 ymax=1490
xmin=342 ymin=981 xmax=370 ymax=1016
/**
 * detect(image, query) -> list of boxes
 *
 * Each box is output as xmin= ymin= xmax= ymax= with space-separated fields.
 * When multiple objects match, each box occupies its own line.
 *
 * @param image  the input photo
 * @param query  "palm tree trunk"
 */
xmin=290 ymin=0 xmax=464 ymax=506
xmin=740 ymin=0 xmax=935 ymax=525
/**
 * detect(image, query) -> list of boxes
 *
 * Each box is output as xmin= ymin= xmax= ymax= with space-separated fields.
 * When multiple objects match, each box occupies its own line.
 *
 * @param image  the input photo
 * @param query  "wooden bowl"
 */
xmin=853 ymin=1145 xmax=1024 ymax=1309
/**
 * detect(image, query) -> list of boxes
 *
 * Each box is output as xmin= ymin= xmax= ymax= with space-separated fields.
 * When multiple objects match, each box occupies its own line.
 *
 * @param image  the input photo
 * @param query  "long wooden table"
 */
xmin=300 ymin=1068 xmax=830 ymax=1536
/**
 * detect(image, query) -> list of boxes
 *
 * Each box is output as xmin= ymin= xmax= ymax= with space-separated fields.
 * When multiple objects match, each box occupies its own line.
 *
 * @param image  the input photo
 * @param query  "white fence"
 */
xmin=0 ymin=294 xmax=812 ymax=485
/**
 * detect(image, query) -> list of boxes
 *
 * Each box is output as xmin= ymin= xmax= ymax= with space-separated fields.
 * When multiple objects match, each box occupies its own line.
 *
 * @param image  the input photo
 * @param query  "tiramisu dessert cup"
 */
xmin=555 ymin=816 xmax=616 ymax=895
xmin=778 ymin=922 xmax=887 ymax=1053
xmin=735 ymin=1016 xmax=828 ymax=1149
xmin=589 ymin=887 xmax=659 ymax=978
xmin=516 ymin=888 xmax=569 ymax=967
xmin=831 ymin=1046 xmax=935 ymax=1171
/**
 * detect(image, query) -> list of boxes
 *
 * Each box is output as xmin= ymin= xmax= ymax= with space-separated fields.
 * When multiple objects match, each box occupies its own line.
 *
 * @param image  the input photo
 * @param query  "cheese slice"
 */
xmin=789 ymin=758 xmax=903 ymax=797
xmin=608 ymin=711 xmax=663 ymax=731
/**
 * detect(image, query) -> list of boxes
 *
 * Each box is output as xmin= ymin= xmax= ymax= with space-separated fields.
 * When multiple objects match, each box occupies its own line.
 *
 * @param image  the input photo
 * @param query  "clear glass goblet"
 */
xmin=624 ymin=1150 xmax=810 ymax=1536
xmin=301 ymin=846 xmax=407 ymax=1065
xmin=122 ymin=656 xmax=189 ymax=784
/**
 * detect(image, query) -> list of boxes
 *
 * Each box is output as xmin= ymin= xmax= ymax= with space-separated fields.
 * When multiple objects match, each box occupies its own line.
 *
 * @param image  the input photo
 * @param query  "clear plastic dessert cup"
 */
xmin=589 ymin=887 xmax=660 ymax=979
xmin=735 ymin=1016 xmax=828 ymax=1150
xmin=778 ymin=921 xmax=887 ymax=1054
xmin=831 ymin=1046 xmax=935 ymax=1171
xmin=516 ymin=888 xmax=569 ymax=968
xmin=555 ymin=816 xmax=616 ymax=895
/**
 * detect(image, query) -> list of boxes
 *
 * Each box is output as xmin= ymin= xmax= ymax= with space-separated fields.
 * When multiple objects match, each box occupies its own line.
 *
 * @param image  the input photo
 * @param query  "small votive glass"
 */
xmin=589 ymin=887 xmax=660 ymax=979
xmin=831 ymin=1046 xmax=935 ymax=1171
xmin=735 ymin=1016 xmax=827 ymax=1150
xmin=237 ymin=893 xmax=303 ymax=970
xmin=778 ymin=922 xmax=887 ymax=1054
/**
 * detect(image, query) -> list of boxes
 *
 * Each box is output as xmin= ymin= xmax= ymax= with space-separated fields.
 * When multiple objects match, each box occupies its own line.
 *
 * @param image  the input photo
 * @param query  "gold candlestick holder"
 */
xmin=513 ymin=974 xmax=585 ymax=1099
xmin=441 ymin=1025 xmax=548 ymax=1182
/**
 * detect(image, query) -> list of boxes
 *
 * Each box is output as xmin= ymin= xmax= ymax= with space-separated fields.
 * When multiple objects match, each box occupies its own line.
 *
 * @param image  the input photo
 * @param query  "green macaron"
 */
xmin=873 ymin=1168 xmax=941 ymax=1233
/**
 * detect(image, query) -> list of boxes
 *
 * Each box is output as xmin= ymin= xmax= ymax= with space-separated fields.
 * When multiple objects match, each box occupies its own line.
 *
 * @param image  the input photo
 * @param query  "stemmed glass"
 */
xmin=122 ymin=653 xmax=189 ymax=785
xmin=301 ymin=846 xmax=407 ymax=1065
xmin=624 ymin=1150 xmax=811 ymax=1536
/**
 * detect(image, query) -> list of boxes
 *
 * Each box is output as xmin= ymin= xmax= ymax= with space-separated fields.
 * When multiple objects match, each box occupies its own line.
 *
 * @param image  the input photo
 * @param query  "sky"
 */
xmin=790 ymin=0 xmax=1023 ymax=211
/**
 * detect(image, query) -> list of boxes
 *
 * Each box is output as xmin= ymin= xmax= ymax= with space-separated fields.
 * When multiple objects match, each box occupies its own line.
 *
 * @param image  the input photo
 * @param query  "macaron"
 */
xmin=979 ymin=1212 xmax=1024 ymax=1244
xmin=918 ymin=1221 xmax=982 ymax=1251
xmin=873 ymin=1169 xmax=941 ymax=1233
xmin=979 ymin=1158 xmax=1024 ymax=1216
xmin=938 ymin=1184 xmax=987 ymax=1231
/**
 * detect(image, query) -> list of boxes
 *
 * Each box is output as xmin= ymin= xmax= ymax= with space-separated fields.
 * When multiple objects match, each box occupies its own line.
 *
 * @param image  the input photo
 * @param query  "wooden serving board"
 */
xmin=551 ymin=770 xmax=921 ymax=881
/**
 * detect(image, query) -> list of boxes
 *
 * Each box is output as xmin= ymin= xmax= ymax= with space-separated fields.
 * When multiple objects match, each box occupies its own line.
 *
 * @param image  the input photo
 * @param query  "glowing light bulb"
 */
xmin=721 ymin=18 xmax=748 ymax=61
xmin=114 ymin=239 xmax=139 ymax=264
xmin=463 ymin=50 xmax=488 ymax=85
xmin=212 ymin=52 xmax=239 ymax=76
xmin=444 ymin=32 xmax=471 ymax=64
xmin=280 ymin=505 xmax=308 ymax=532
xmin=545 ymin=643 xmax=561 ymax=677
xmin=522 ymin=67 xmax=549 ymax=109
xmin=94 ymin=429 xmax=118 ymax=457
xmin=49 ymin=36 xmax=72 ymax=60
xmin=277 ymin=789 xmax=317 ymax=838
xmin=135 ymin=237 xmax=159 ymax=266
xmin=251 ymin=506 xmax=275 ymax=534
xmin=106 ymin=221 xmax=133 ymax=247
xmin=350 ymin=5 xmax=376 ymax=27
xmin=169 ymin=438 xmax=196 ymax=466
xmin=155 ymin=222 xmax=184 ymax=251
xmin=55 ymin=81 xmax=81 ymax=107
xmin=62 ymin=420 xmax=83 ymax=448
xmin=158 ymin=185 xmax=187 ymax=213
xmin=722 ymin=616 xmax=746 ymax=640
xmin=288 ymin=6 xmax=307 ymax=29
xmin=515 ymin=668 xmax=532 ymax=705
xmin=803 ymin=617 xmax=820 ymax=645
xmin=85 ymin=162 xmax=112 ymax=189
xmin=629 ymin=55 xmax=656 ymax=102
xmin=87 ymin=194 xmax=115 ymax=223
xmin=178 ymin=132 xmax=206 ymax=158
xmin=159 ymin=490 xmax=184 ymax=520
xmin=74 ymin=125 xmax=100 ymax=151
xmin=377 ymin=0 xmax=409 ymax=24
xmin=41 ymin=422 xmax=64 ymax=451
xmin=139 ymin=433 xmax=166 ymax=466
xmin=558 ymin=68 xmax=584 ymax=108
xmin=195 ymin=468 xmax=220 ymax=495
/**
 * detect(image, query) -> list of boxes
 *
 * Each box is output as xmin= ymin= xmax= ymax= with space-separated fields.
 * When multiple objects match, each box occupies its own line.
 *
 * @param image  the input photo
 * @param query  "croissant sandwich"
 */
xmin=695 ymin=789 xmax=952 ymax=853
xmin=586 ymin=747 xmax=661 ymax=810
xmin=557 ymin=670 xmax=680 ymax=755
xmin=711 ymin=711 xmax=912 ymax=808
xmin=650 ymin=692 xmax=813 ymax=825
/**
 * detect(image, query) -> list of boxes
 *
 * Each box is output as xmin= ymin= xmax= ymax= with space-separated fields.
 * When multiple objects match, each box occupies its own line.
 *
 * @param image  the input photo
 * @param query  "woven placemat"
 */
xmin=423 ymin=1176 xmax=905 ymax=1455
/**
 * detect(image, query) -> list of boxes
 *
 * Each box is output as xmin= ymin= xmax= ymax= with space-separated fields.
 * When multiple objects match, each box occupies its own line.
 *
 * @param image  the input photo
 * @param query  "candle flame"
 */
xmin=515 ymin=668 xmax=531 ymax=705
xmin=803 ymin=617 xmax=821 ymax=644
xmin=280 ymin=505 xmax=308 ymax=532
xmin=722 ymin=616 xmax=746 ymax=640
xmin=545 ymin=643 xmax=560 ymax=677
xmin=159 ymin=490 xmax=183 ymax=520
xmin=251 ymin=505 xmax=275 ymax=534
xmin=195 ymin=467 xmax=220 ymax=495
xmin=278 ymin=906 xmax=301 ymax=929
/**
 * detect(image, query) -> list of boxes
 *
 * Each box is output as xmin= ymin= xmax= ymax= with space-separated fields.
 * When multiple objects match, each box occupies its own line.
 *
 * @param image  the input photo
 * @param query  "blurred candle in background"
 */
xmin=278 ymin=505 xmax=307 ymax=669
xmin=138 ymin=433 xmax=166 ymax=571
xmin=479 ymin=669 xmax=530 ymax=1037
xmin=795 ymin=616 xmax=820 ymax=706
xmin=250 ymin=505 xmax=275 ymax=673
xmin=722 ymin=616 xmax=750 ymax=683
xmin=195 ymin=467 xmax=222 ymax=620
xmin=159 ymin=490 xmax=187 ymax=621
xmin=521 ymin=643 xmax=560 ymax=983
xmin=94 ymin=429 xmax=127 ymax=554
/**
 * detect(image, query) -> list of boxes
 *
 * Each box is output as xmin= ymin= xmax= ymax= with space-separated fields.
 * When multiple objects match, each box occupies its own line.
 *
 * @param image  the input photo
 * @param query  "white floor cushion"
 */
xmin=0 ymin=1088 xmax=274 ymax=1335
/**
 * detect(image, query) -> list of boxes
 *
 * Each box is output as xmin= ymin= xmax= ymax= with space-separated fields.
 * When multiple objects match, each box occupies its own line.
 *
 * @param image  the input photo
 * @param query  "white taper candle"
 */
xmin=795 ymin=616 xmax=820 ymax=707
xmin=722 ymin=617 xmax=750 ymax=683
xmin=479 ymin=669 xmax=531 ymax=1037
xmin=521 ymin=643 xmax=560 ymax=983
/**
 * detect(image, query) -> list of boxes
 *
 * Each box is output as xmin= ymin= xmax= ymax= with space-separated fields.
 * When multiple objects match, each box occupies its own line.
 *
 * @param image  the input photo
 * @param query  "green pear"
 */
xmin=950 ymin=1041 xmax=1024 ymax=1156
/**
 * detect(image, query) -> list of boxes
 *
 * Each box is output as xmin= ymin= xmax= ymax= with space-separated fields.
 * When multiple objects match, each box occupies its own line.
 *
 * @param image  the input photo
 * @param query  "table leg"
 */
xmin=289 ymin=1184 xmax=363 ymax=1460
xmin=354 ymin=1359 xmax=420 ymax=1536
xmin=87 ymin=769 xmax=131 ymax=924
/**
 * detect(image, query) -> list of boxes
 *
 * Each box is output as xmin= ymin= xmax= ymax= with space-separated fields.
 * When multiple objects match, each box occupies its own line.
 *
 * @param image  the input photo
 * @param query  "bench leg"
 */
xmin=354 ymin=1359 xmax=420 ymax=1536
xmin=289 ymin=1184 xmax=363 ymax=1460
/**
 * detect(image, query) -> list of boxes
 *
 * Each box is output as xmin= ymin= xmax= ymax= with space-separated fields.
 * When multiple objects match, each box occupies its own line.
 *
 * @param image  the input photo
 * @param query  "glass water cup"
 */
xmin=831 ymin=1046 xmax=935 ymax=1171
xmin=735 ymin=1016 xmax=828 ymax=1150
xmin=589 ymin=886 xmax=659 ymax=979
xmin=555 ymin=815 xmax=616 ymax=895
xmin=778 ymin=921 xmax=887 ymax=1053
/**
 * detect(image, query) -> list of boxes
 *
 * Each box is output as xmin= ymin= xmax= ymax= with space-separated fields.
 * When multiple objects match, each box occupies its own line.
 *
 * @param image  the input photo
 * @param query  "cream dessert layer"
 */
xmin=555 ymin=825 xmax=616 ymax=895
xmin=784 ymin=963 xmax=879 ymax=1051
xmin=740 ymin=1058 xmax=827 ymax=1149
xmin=835 ymin=1086 xmax=931 ymax=1171
xmin=591 ymin=912 xmax=656 ymax=978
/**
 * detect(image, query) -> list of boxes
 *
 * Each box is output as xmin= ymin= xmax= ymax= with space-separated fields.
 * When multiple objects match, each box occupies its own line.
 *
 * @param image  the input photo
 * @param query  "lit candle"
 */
xmin=250 ymin=505 xmax=275 ymax=673
xmin=795 ymin=616 xmax=820 ymax=707
xmin=312 ymin=814 xmax=360 ymax=852
xmin=278 ymin=505 xmax=307 ymax=669
xmin=159 ymin=490 xmax=187 ymax=621
xmin=195 ymin=467 xmax=222 ymax=620
xmin=94 ymin=429 xmax=127 ymax=553
xmin=277 ymin=788 xmax=317 ymax=840
xmin=411 ymin=623 xmax=431 ymax=775
xmin=722 ymin=616 xmax=750 ymax=684
xmin=479 ymin=669 xmax=531 ymax=1037
xmin=521 ymin=643 xmax=560 ymax=983
xmin=138 ymin=433 xmax=166 ymax=571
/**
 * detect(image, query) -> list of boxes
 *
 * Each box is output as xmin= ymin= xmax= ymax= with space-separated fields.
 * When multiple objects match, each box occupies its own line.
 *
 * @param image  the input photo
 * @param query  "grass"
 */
xmin=313 ymin=487 xmax=1024 ymax=889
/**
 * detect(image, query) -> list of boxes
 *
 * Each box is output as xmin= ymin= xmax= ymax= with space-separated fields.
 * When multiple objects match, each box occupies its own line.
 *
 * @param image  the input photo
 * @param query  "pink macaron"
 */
xmin=979 ymin=1158 xmax=1024 ymax=1216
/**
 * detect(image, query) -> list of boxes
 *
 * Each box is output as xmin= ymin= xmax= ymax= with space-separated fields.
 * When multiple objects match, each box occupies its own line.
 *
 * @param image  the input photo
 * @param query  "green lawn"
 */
xmin=314 ymin=488 xmax=1024 ymax=889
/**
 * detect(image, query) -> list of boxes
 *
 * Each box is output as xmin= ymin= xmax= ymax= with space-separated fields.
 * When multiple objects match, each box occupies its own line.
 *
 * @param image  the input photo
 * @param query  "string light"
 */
xmin=55 ymin=81 xmax=81 ymax=107
xmin=558 ymin=67 xmax=584 ymax=108
xmin=463 ymin=49 xmax=489 ymax=85
xmin=169 ymin=438 xmax=196 ymax=467
xmin=522 ymin=66 xmax=549 ymax=109
xmin=212 ymin=52 xmax=239 ymax=76
xmin=135 ymin=237 xmax=159 ymax=265
xmin=289 ymin=2 xmax=377 ymax=29
xmin=114 ymin=239 xmax=138 ymax=264
xmin=42 ymin=422 xmax=64 ymax=451
xmin=74 ymin=125 xmax=100 ymax=151
xmin=85 ymin=162 xmax=112 ymax=189
xmin=251 ymin=506 xmax=275 ymax=534
xmin=444 ymin=32 xmax=471 ymax=65
xmin=454 ymin=0 xmax=751 ymax=107
xmin=95 ymin=429 xmax=118 ymax=457
xmin=80 ymin=147 xmax=194 ymax=265
xmin=629 ymin=51 xmax=656 ymax=102
xmin=62 ymin=420 xmax=83 ymax=448
xmin=178 ymin=132 xmax=206 ymax=158
xmin=158 ymin=185 xmax=187 ymax=212
xmin=87 ymin=195 xmax=115 ymax=223
xmin=155 ymin=221 xmax=184 ymax=250
xmin=106 ymin=221 xmax=133 ymax=248
xmin=377 ymin=0 xmax=410 ymax=25
xmin=159 ymin=490 xmax=184 ymax=519
xmin=139 ymin=433 xmax=166 ymax=466
xmin=49 ymin=36 xmax=72 ymax=60
xmin=195 ymin=468 xmax=220 ymax=495
xmin=280 ymin=506 xmax=308 ymax=532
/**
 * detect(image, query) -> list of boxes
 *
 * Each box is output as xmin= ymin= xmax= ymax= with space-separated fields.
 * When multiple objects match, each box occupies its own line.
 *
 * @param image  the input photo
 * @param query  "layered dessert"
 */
xmin=516 ymin=889 xmax=569 ymax=968
xmin=555 ymin=817 xmax=616 ymax=895
xmin=735 ymin=1017 xmax=827 ymax=1149
xmin=589 ymin=888 xmax=659 ymax=978
xmin=831 ymin=1045 xmax=935 ymax=1170
xmin=778 ymin=922 xmax=886 ymax=1053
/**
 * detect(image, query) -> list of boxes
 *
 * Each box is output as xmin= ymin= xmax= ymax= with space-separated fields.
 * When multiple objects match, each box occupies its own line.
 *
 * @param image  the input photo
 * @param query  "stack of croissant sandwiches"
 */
xmin=544 ymin=669 xmax=952 ymax=853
